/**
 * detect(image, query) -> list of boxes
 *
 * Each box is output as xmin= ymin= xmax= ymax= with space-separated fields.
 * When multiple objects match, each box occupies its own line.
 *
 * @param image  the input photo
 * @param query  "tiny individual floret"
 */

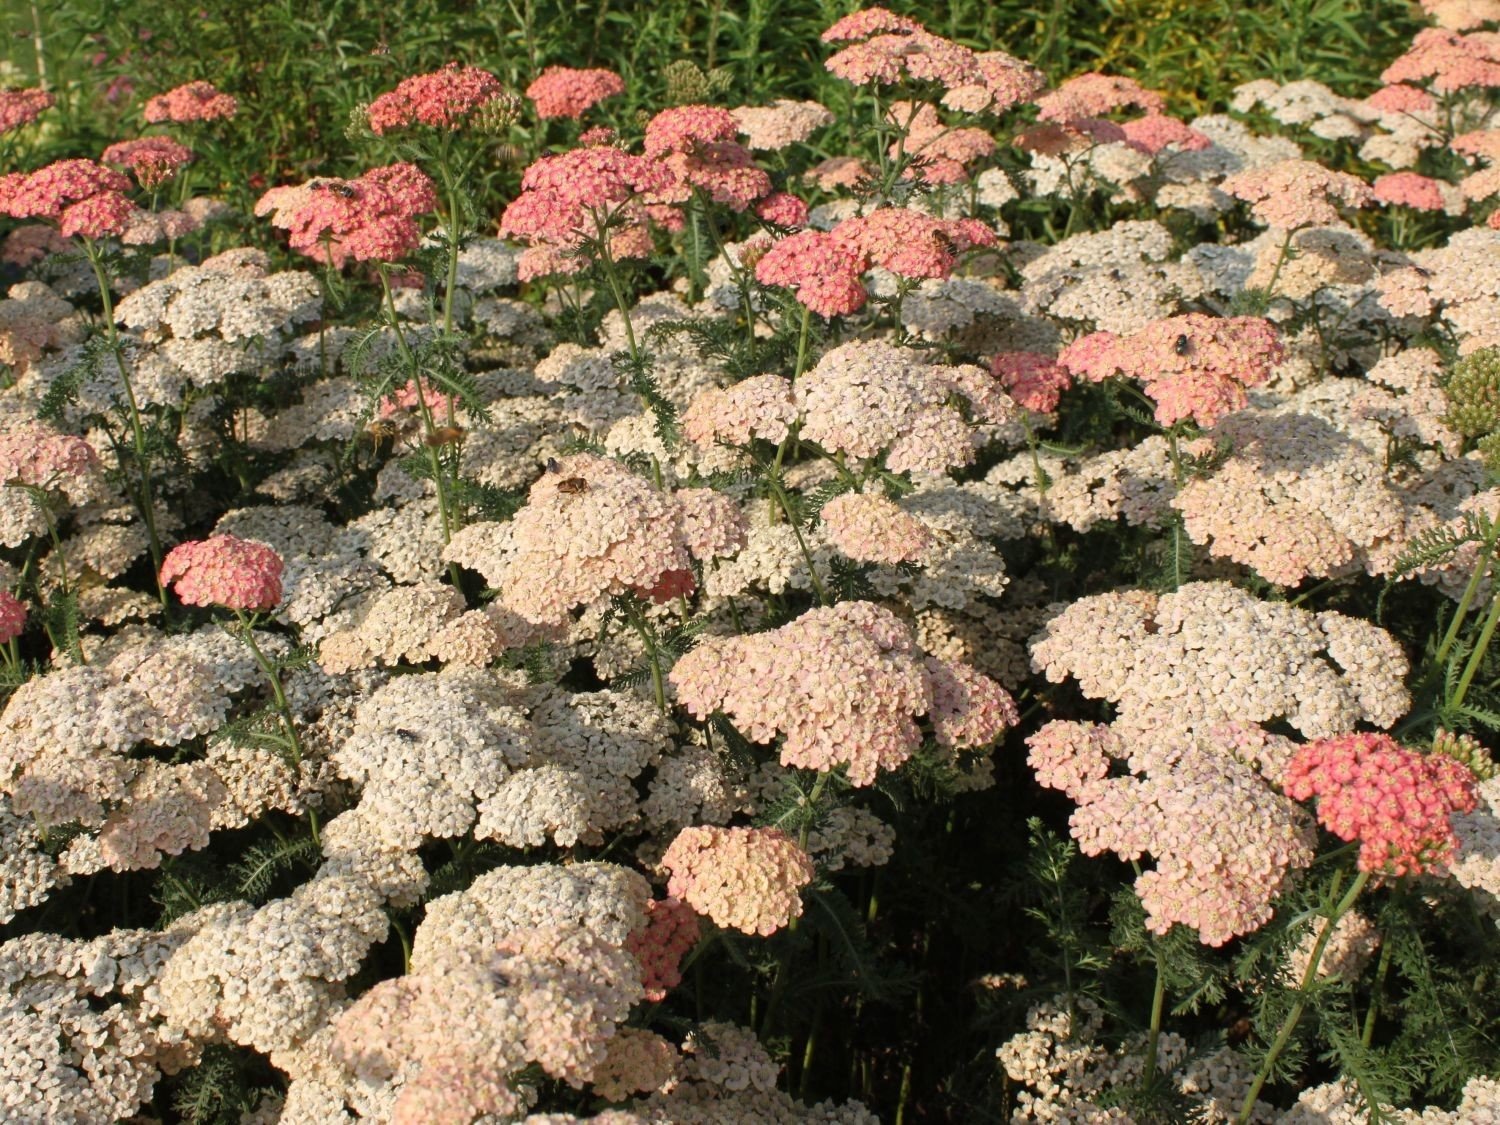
xmin=1285 ymin=732 xmax=1478 ymax=876
xmin=0 ymin=87 xmax=53 ymax=135
xmin=160 ymin=535 xmax=284 ymax=611
xmin=526 ymin=66 xmax=625 ymax=119
xmin=367 ymin=63 xmax=508 ymax=133
xmin=142 ymin=80 xmax=238 ymax=123
xmin=662 ymin=825 xmax=816 ymax=936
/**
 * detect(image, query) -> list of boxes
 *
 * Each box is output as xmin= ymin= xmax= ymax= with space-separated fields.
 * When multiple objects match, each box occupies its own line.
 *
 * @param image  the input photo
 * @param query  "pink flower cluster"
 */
xmin=0 ymin=159 xmax=134 ymax=239
xmin=366 ymin=63 xmax=506 ymax=133
xmin=499 ymin=145 xmax=672 ymax=280
xmin=1028 ymin=721 xmax=1317 ymax=946
xmin=0 ymin=87 xmax=53 ymax=135
xmin=0 ymin=591 xmax=26 ymax=645
xmin=142 ymin=81 xmax=238 ymax=124
xmin=681 ymin=374 xmax=798 ymax=447
xmin=1035 ymin=72 xmax=1166 ymax=124
xmin=754 ymin=190 xmax=809 ymax=228
xmin=254 ymin=163 xmax=437 ymax=267
xmin=823 ymin=10 xmax=984 ymax=90
xmin=1120 ymin=113 xmax=1211 ymax=155
xmin=754 ymin=230 xmax=868 ymax=317
xmin=1382 ymin=27 xmax=1500 ymax=93
xmin=101 ymin=136 xmax=194 ymax=189
xmin=160 ymin=534 xmax=284 ymax=612
xmin=625 ymin=896 xmax=701 ymax=1000
xmin=1059 ymin=313 xmax=1284 ymax=429
xmin=940 ymin=50 xmax=1046 ymax=115
xmin=1372 ymin=170 xmax=1449 ymax=211
xmin=526 ymin=66 xmax=625 ymax=119
xmin=0 ymin=422 xmax=99 ymax=486
xmin=1284 ymin=732 xmax=1478 ymax=876
xmin=646 ymin=105 xmax=772 ymax=211
xmin=662 ymin=825 xmax=816 ymax=936
xmin=895 ymin=102 xmax=996 ymax=184
xmin=830 ymin=207 xmax=996 ymax=280
xmin=991 ymin=352 xmax=1073 ymax=414
xmin=378 ymin=377 xmax=454 ymax=420
xmin=670 ymin=600 xmax=1014 ymax=785
xmin=820 ymin=491 xmax=935 ymax=564
xmin=1221 ymin=158 xmax=1374 ymax=229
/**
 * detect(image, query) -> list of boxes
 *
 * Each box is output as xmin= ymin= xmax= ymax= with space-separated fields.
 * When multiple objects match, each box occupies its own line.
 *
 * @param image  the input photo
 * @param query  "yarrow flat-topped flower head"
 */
xmin=254 ymin=162 xmax=437 ymax=267
xmin=142 ymin=80 xmax=238 ymax=124
xmin=160 ymin=535 xmax=284 ymax=612
xmin=366 ymin=63 xmax=508 ymax=133
xmin=0 ymin=88 xmax=53 ymax=135
xmin=102 ymin=137 xmax=194 ymax=189
xmin=526 ymin=66 xmax=625 ymax=119
xmin=0 ymin=159 xmax=134 ymax=239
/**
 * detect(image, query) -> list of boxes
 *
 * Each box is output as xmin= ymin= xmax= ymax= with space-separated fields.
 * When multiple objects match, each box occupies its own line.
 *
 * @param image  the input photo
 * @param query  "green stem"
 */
xmin=1141 ymin=949 xmax=1168 ymax=1084
xmin=622 ymin=598 xmax=667 ymax=712
xmin=1452 ymin=580 xmax=1500 ymax=711
xmin=1235 ymin=870 xmax=1372 ymax=1124
xmin=767 ymin=476 xmax=827 ymax=605
xmin=1435 ymin=528 xmax=1498 ymax=665
xmin=1263 ymin=227 xmax=1298 ymax=302
xmin=792 ymin=303 xmax=812 ymax=382
xmin=1361 ymin=933 xmax=1393 ymax=1048
xmin=235 ymin=610 xmax=305 ymax=771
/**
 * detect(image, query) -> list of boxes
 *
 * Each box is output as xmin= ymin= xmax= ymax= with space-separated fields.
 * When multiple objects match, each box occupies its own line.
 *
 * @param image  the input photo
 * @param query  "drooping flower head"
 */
xmin=366 ymin=63 xmax=508 ymax=133
xmin=0 ymin=88 xmax=53 ymax=135
xmin=1059 ymin=314 xmax=1284 ymax=429
xmin=160 ymin=535 xmax=284 ymax=611
xmin=101 ymin=137 xmax=195 ymax=189
xmin=142 ymin=81 xmax=238 ymax=124
xmin=254 ymin=162 xmax=437 ymax=267
xmin=662 ymin=826 xmax=816 ymax=936
xmin=0 ymin=159 xmax=134 ymax=240
xmin=1284 ymin=732 xmax=1478 ymax=876
xmin=526 ymin=66 xmax=625 ymax=119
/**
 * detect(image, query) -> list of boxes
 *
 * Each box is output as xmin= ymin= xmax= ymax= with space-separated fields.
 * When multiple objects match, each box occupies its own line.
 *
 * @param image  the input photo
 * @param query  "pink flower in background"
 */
xmin=754 ymin=190 xmax=809 ymax=228
xmin=643 ymin=105 xmax=740 ymax=158
xmin=0 ymin=422 xmax=99 ymax=486
xmin=925 ymin=656 xmax=1020 ymax=749
xmin=526 ymin=66 xmax=625 ymax=119
xmin=754 ymin=229 xmax=868 ymax=317
xmin=645 ymin=105 xmax=772 ymax=211
xmin=143 ymin=81 xmax=238 ymax=123
xmin=0 ymin=159 xmax=135 ymax=240
xmin=1036 ymin=72 xmax=1167 ymax=123
xmin=1222 ymin=159 xmax=1373 ymax=228
xmin=102 ymin=136 xmax=194 ymax=189
xmin=625 ymin=897 xmax=700 ymax=1001
xmin=681 ymin=373 xmax=798 ymax=447
xmin=366 ymin=63 xmax=507 ymax=133
xmin=254 ymin=162 xmax=437 ymax=267
xmin=1059 ymin=313 xmax=1283 ymax=429
xmin=663 ymin=826 xmax=815 ymax=936
xmin=1285 ymin=733 xmax=1478 ymax=876
xmin=1381 ymin=27 xmax=1500 ymax=94
xmin=0 ymin=592 xmax=26 ymax=644
xmin=0 ymin=88 xmax=53 ymax=135
xmin=1364 ymin=83 xmax=1437 ymax=113
xmin=826 ymin=29 xmax=981 ymax=89
xmin=1120 ymin=113 xmax=1211 ymax=155
xmin=160 ymin=535 xmax=284 ymax=611
xmin=379 ymin=378 xmax=455 ymax=420
xmin=1372 ymin=171 xmax=1448 ymax=211
xmin=940 ymin=50 xmax=1045 ymax=115
xmin=821 ymin=7 xmax=923 ymax=41
xmin=991 ymin=352 xmax=1073 ymax=414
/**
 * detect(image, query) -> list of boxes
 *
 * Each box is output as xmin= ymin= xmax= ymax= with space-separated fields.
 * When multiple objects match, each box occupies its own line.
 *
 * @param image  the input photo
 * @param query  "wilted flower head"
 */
xmin=160 ymin=534 xmax=284 ymax=611
xmin=142 ymin=81 xmax=238 ymax=123
xmin=366 ymin=63 xmax=507 ymax=133
xmin=662 ymin=825 xmax=816 ymax=935
xmin=254 ymin=162 xmax=437 ymax=267
xmin=0 ymin=159 xmax=134 ymax=239
xmin=1285 ymin=732 xmax=1478 ymax=876
xmin=1059 ymin=313 xmax=1283 ymax=428
xmin=0 ymin=591 xmax=26 ymax=645
xmin=526 ymin=66 xmax=625 ymax=119
xmin=0 ymin=87 xmax=53 ymax=135
xmin=1221 ymin=158 xmax=1374 ymax=229
xmin=101 ymin=136 xmax=194 ymax=189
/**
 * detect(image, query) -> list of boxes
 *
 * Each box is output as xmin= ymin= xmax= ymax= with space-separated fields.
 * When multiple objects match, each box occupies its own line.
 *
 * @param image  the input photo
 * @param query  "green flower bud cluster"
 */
xmin=1443 ymin=347 xmax=1500 ymax=438
xmin=1433 ymin=727 xmax=1498 ymax=782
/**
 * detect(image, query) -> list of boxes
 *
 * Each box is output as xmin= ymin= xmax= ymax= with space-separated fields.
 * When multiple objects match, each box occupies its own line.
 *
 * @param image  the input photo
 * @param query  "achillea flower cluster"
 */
xmin=499 ymin=145 xmax=671 ymax=280
xmin=526 ymin=66 xmax=625 ymax=119
xmin=681 ymin=373 xmax=797 ymax=447
xmin=0 ymin=87 xmax=53 ymax=134
xmin=254 ymin=163 xmax=436 ymax=267
xmin=1373 ymin=170 xmax=1450 ymax=211
xmin=626 ymin=896 xmax=700 ymax=1001
xmin=822 ymin=12 xmax=982 ymax=90
xmin=940 ymin=50 xmax=1046 ymax=115
xmin=820 ymin=491 xmax=935 ymax=564
xmin=670 ymin=601 xmax=1014 ymax=785
xmin=753 ymin=230 xmax=868 ymax=317
xmin=142 ymin=80 xmax=238 ymax=123
xmin=1027 ymin=721 xmax=1316 ymax=945
xmin=1058 ymin=313 xmax=1283 ymax=428
xmin=831 ymin=207 xmax=996 ymax=280
xmin=1120 ymin=112 xmax=1212 ymax=155
xmin=892 ymin=102 xmax=995 ymax=184
xmin=1221 ymin=158 xmax=1374 ymax=229
xmin=0 ymin=158 xmax=134 ymax=239
xmin=646 ymin=104 xmax=772 ymax=211
xmin=0 ymin=591 xmax=25 ymax=644
xmin=662 ymin=825 xmax=815 ymax=935
xmin=1035 ymin=72 xmax=1167 ymax=122
xmin=755 ymin=190 xmax=809 ymax=227
xmin=1381 ymin=27 xmax=1500 ymax=94
xmin=366 ymin=63 xmax=507 ymax=133
xmin=798 ymin=339 xmax=1016 ymax=473
xmin=990 ymin=352 xmax=1073 ymax=414
xmin=101 ymin=136 xmax=194 ymax=189
xmin=1285 ymin=732 xmax=1478 ymax=875
xmin=160 ymin=535 xmax=284 ymax=611
xmin=731 ymin=99 xmax=833 ymax=150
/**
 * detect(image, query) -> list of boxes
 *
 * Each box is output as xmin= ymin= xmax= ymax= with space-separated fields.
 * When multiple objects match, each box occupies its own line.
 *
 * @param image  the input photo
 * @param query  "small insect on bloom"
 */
xmin=555 ymin=477 xmax=589 ymax=495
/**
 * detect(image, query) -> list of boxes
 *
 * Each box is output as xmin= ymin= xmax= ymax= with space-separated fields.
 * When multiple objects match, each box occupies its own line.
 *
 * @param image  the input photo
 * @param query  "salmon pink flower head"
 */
xmin=0 ymin=591 xmax=25 ymax=645
xmin=754 ymin=191 xmax=809 ymax=228
xmin=102 ymin=136 xmax=195 ymax=189
xmin=821 ymin=7 xmax=924 ymax=41
xmin=991 ymin=352 xmax=1073 ymax=414
xmin=645 ymin=105 xmax=772 ymax=212
xmin=0 ymin=159 xmax=134 ymax=240
xmin=366 ymin=63 xmax=508 ymax=134
xmin=525 ymin=66 xmax=625 ymax=120
xmin=142 ymin=81 xmax=238 ymax=124
xmin=940 ymin=51 xmax=1046 ymax=115
xmin=663 ymin=826 xmax=815 ymax=936
xmin=625 ymin=897 xmax=699 ymax=1001
xmin=0 ymin=88 xmax=53 ymax=135
xmin=254 ymin=163 xmax=437 ymax=268
xmin=831 ymin=207 xmax=995 ymax=280
xmin=1381 ymin=27 xmax=1500 ymax=94
xmin=1221 ymin=158 xmax=1373 ymax=229
xmin=1120 ymin=113 xmax=1211 ymax=156
xmin=1372 ymin=171 xmax=1449 ymax=212
xmin=1059 ymin=313 xmax=1283 ymax=429
xmin=1035 ymin=72 xmax=1167 ymax=123
xmin=1284 ymin=732 xmax=1478 ymax=876
xmin=160 ymin=534 xmax=284 ymax=612
xmin=753 ymin=229 xmax=868 ymax=318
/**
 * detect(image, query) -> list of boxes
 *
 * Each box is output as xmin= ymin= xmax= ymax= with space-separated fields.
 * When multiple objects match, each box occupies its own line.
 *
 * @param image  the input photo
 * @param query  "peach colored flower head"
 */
xmin=160 ymin=534 xmax=284 ymax=611
xmin=0 ymin=159 xmax=134 ymax=240
xmin=940 ymin=50 xmax=1046 ymax=115
xmin=0 ymin=88 xmax=53 ymax=135
xmin=0 ymin=422 xmax=99 ymax=487
xmin=0 ymin=591 xmax=26 ymax=645
xmin=662 ymin=826 xmax=815 ymax=936
xmin=526 ymin=66 xmax=625 ymax=119
xmin=1381 ymin=27 xmax=1500 ymax=94
xmin=1120 ymin=113 xmax=1211 ymax=155
xmin=821 ymin=7 xmax=924 ymax=41
xmin=102 ymin=136 xmax=194 ymax=189
xmin=831 ymin=207 xmax=995 ymax=280
xmin=367 ymin=63 xmax=507 ymax=133
xmin=1221 ymin=158 xmax=1373 ymax=229
xmin=254 ymin=162 xmax=436 ymax=267
xmin=753 ymin=229 xmax=867 ymax=317
xmin=820 ymin=491 xmax=934 ymax=564
xmin=1035 ymin=72 xmax=1167 ymax=123
xmin=625 ymin=897 xmax=700 ymax=1001
xmin=826 ymin=29 xmax=981 ymax=89
xmin=991 ymin=352 xmax=1073 ymax=414
xmin=143 ymin=81 xmax=238 ymax=123
xmin=754 ymin=191 xmax=809 ymax=228
xmin=681 ymin=373 xmax=798 ymax=447
xmin=1373 ymin=171 xmax=1448 ymax=211
xmin=1364 ymin=83 xmax=1438 ymax=114
xmin=1284 ymin=732 xmax=1478 ymax=876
